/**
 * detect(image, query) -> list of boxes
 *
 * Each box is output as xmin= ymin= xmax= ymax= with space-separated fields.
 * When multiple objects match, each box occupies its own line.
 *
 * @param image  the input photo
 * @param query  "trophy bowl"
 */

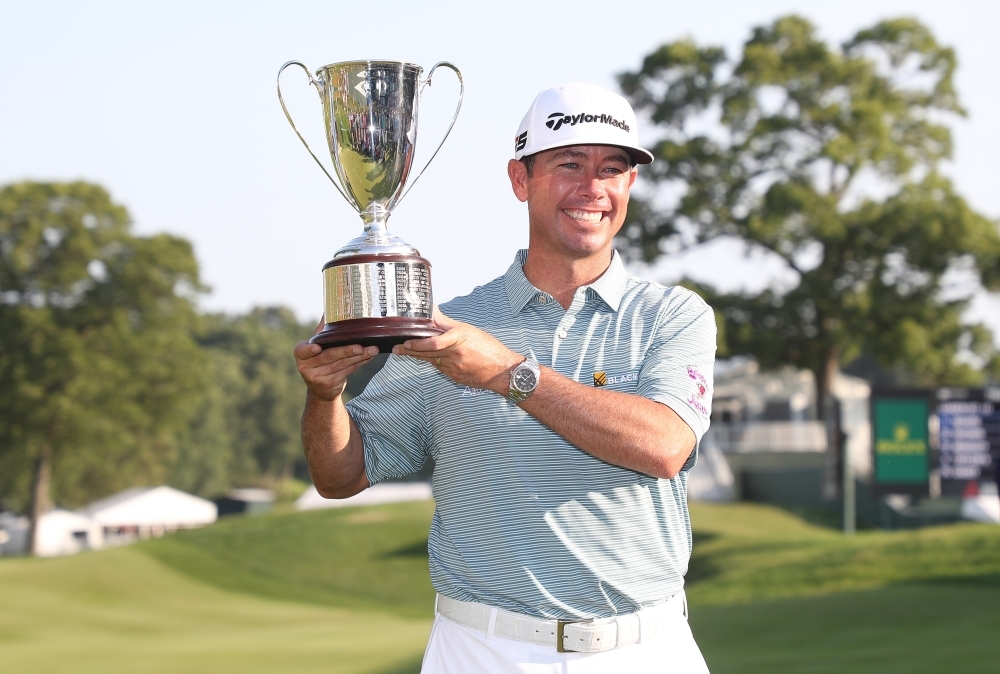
xmin=278 ymin=59 xmax=463 ymax=350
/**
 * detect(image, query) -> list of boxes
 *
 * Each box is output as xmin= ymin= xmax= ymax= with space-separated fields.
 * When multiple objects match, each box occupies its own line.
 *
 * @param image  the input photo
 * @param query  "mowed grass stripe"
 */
xmin=143 ymin=500 xmax=437 ymax=619
xmin=692 ymin=584 xmax=1000 ymax=674
xmin=142 ymin=499 xmax=1000 ymax=612
xmin=2 ymin=500 xmax=999 ymax=673
xmin=686 ymin=503 xmax=1000 ymax=605
xmin=0 ymin=545 xmax=430 ymax=674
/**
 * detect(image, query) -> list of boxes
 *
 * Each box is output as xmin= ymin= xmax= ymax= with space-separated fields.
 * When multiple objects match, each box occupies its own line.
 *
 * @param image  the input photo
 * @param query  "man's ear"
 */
xmin=507 ymin=159 xmax=529 ymax=203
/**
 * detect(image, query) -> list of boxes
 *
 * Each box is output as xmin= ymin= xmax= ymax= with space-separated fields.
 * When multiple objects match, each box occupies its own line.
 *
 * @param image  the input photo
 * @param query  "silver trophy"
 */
xmin=277 ymin=59 xmax=463 ymax=349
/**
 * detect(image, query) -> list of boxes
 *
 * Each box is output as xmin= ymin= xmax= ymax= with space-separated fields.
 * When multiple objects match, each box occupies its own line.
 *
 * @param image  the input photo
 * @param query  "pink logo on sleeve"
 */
xmin=686 ymin=366 xmax=710 ymax=416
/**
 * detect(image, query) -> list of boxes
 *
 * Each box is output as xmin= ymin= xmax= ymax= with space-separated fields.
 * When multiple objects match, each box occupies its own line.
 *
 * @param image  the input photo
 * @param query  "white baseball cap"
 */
xmin=513 ymin=83 xmax=653 ymax=165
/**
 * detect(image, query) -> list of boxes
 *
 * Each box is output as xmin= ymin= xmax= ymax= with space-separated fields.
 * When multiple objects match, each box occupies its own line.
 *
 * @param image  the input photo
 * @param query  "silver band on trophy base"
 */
xmin=277 ymin=59 xmax=463 ymax=349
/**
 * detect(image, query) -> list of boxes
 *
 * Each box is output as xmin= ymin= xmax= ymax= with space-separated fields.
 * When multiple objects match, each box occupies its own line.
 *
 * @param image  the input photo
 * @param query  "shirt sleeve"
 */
xmin=346 ymin=354 xmax=430 ymax=485
xmin=634 ymin=289 xmax=717 ymax=470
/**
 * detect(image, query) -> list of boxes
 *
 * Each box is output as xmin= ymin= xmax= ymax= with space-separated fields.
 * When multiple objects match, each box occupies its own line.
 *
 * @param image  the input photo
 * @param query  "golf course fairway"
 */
xmin=0 ymin=500 xmax=997 ymax=673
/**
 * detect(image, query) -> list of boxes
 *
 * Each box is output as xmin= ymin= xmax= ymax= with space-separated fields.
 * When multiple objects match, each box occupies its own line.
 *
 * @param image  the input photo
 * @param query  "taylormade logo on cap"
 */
xmin=513 ymin=83 xmax=653 ymax=165
xmin=545 ymin=112 xmax=630 ymax=133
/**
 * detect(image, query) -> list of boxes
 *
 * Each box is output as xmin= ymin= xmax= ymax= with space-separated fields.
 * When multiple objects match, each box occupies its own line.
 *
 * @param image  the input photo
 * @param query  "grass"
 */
xmin=0 ymin=545 xmax=429 ymax=674
xmin=686 ymin=504 xmax=1000 ymax=673
xmin=692 ymin=584 xmax=999 ymax=673
xmin=1 ymin=500 xmax=998 ymax=673
xmin=686 ymin=502 xmax=1000 ymax=604
xmin=143 ymin=500 xmax=436 ymax=619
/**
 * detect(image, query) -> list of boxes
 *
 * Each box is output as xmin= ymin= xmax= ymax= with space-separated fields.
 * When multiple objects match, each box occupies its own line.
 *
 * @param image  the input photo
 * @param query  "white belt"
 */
xmin=435 ymin=591 xmax=686 ymax=654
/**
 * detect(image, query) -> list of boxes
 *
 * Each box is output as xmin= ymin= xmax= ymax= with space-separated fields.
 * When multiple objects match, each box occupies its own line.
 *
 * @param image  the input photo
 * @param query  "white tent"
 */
xmin=79 ymin=486 xmax=217 ymax=541
xmin=34 ymin=509 xmax=102 ymax=557
xmin=296 ymin=482 xmax=432 ymax=511
xmin=687 ymin=428 xmax=735 ymax=502
xmin=0 ymin=510 xmax=101 ymax=557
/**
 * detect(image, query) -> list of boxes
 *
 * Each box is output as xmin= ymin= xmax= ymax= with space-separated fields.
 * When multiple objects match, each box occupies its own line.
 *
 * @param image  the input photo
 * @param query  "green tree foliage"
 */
xmin=195 ymin=308 xmax=313 ymax=488
xmin=0 ymin=182 xmax=209 ymax=544
xmin=0 ymin=182 xmax=317 ymax=539
xmin=618 ymin=16 xmax=1000 ymax=403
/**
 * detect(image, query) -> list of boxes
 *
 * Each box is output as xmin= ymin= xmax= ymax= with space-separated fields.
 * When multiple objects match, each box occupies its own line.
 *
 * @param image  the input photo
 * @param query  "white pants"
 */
xmin=420 ymin=597 xmax=710 ymax=673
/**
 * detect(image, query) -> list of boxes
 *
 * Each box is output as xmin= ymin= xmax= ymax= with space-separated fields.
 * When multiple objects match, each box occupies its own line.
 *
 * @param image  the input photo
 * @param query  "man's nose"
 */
xmin=577 ymin=172 xmax=608 ymax=200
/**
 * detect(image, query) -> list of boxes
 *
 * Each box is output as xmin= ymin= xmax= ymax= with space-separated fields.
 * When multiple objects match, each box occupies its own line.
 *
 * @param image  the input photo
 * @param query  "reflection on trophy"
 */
xmin=277 ymin=60 xmax=463 ymax=349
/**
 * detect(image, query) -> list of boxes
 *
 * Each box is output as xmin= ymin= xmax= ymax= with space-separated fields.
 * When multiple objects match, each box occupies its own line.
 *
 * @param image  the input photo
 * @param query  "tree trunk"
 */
xmin=815 ymin=345 xmax=841 ymax=419
xmin=817 ymin=346 xmax=842 ymax=500
xmin=27 ymin=443 xmax=53 ymax=556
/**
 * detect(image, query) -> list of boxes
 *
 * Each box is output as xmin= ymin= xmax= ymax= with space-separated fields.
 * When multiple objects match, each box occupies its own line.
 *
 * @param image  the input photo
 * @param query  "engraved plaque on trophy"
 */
xmin=278 ymin=60 xmax=462 ymax=349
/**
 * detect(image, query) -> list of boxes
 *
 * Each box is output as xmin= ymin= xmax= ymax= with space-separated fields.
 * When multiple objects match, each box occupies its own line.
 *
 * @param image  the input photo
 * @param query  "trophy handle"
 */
xmin=398 ymin=61 xmax=464 ymax=203
xmin=277 ymin=61 xmax=356 ymax=208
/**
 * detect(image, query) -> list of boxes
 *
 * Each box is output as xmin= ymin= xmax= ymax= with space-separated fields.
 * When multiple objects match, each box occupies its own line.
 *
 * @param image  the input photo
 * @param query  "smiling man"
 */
xmin=295 ymin=83 xmax=716 ymax=673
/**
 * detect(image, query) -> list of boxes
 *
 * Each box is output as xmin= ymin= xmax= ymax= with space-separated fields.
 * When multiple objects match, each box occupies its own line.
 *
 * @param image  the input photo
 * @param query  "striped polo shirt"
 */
xmin=347 ymin=249 xmax=716 ymax=620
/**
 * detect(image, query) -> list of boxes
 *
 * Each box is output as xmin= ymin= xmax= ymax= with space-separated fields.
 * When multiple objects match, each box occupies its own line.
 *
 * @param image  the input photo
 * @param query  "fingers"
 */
xmin=393 ymin=342 xmax=449 ymax=359
xmin=395 ymin=330 xmax=460 ymax=355
xmin=433 ymin=307 xmax=459 ymax=330
xmin=294 ymin=340 xmax=323 ymax=361
xmin=296 ymin=342 xmax=376 ymax=364
xmin=400 ymin=352 xmax=442 ymax=366
xmin=336 ymin=358 xmax=369 ymax=380
xmin=296 ymin=343 xmax=379 ymax=381
xmin=295 ymin=343 xmax=379 ymax=400
xmin=313 ymin=347 xmax=378 ymax=374
xmin=391 ymin=308 xmax=463 ymax=357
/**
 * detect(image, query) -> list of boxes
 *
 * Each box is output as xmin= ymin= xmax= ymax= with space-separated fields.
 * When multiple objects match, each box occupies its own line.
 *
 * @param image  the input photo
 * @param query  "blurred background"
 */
xmin=1 ymin=1 xmax=998 ymax=673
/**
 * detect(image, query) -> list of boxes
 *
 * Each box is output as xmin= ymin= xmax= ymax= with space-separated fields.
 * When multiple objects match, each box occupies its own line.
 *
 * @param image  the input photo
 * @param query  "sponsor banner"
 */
xmin=872 ymin=393 xmax=931 ymax=491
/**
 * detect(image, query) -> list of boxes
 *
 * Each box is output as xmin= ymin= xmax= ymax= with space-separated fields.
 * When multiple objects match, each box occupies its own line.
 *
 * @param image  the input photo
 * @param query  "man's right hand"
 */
xmin=294 ymin=339 xmax=380 ymax=402
xmin=295 ymin=328 xmax=376 ymax=498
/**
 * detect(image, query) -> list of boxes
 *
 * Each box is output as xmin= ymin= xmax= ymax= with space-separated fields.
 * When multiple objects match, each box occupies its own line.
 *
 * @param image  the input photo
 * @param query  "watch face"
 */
xmin=513 ymin=367 xmax=537 ymax=392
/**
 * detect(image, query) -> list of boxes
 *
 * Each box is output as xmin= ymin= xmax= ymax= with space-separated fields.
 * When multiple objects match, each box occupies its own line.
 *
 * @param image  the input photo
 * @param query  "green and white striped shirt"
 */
xmin=348 ymin=250 xmax=716 ymax=620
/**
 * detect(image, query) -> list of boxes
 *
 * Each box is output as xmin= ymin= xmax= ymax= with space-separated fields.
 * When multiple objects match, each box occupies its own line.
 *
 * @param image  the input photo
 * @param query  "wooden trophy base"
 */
xmin=309 ymin=317 xmax=444 ymax=352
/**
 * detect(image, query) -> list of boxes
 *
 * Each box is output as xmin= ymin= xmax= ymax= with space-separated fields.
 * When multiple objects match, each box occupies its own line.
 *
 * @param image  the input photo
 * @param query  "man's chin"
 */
xmin=561 ymin=242 xmax=613 ymax=260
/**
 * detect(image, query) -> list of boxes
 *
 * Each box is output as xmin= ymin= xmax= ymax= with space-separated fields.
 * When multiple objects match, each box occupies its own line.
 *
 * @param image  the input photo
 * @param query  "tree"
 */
xmin=196 ymin=307 xmax=313 ymax=487
xmin=0 ymin=181 xmax=209 ymax=553
xmin=618 ymin=16 xmax=1000 ymax=409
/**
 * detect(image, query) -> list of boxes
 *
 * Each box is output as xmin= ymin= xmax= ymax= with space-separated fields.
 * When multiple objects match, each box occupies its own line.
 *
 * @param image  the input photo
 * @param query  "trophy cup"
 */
xmin=277 ymin=60 xmax=463 ymax=349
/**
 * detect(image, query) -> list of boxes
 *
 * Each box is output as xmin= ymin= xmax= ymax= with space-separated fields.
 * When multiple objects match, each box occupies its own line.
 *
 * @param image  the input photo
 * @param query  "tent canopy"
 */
xmin=79 ymin=486 xmax=217 ymax=528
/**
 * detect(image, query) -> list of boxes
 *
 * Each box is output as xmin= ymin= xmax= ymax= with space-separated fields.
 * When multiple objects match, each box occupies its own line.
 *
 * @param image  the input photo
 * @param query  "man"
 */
xmin=295 ymin=83 xmax=716 ymax=673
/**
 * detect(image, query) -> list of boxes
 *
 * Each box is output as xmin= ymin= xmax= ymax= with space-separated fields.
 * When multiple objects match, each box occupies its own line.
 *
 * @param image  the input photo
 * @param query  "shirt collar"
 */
xmin=504 ymin=249 xmax=629 ymax=315
xmin=587 ymin=250 xmax=629 ymax=312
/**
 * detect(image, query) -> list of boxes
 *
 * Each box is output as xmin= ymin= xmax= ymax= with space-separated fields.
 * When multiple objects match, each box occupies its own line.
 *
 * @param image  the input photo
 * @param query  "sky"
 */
xmin=1 ymin=0 xmax=998 ymax=335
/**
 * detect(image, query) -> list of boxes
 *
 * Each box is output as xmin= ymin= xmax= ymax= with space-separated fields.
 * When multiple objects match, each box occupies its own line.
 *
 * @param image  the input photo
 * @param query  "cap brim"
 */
xmin=625 ymin=146 xmax=654 ymax=166
xmin=520 ymin=139 xmax=654 ymax=165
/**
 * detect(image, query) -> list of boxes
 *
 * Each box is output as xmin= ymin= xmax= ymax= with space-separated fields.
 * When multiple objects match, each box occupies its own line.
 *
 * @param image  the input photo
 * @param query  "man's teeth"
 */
xmin=565 ymin=210 xmax=603 ymax=222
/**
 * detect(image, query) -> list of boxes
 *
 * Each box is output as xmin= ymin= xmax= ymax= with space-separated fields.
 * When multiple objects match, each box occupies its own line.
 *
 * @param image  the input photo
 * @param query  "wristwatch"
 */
xmin=508 ymin=356 xmax=540 ymax=404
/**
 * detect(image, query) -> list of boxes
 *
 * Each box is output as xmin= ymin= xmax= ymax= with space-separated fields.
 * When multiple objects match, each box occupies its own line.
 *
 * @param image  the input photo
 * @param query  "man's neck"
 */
xmin=522 ymin=249 xmax=613 ymax=309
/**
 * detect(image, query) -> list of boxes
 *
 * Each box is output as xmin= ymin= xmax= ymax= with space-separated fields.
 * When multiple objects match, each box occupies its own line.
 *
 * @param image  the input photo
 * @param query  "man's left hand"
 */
xmin=393 ymin=308 xmax=522 ymax=395
xmin=395 ymin=308 xmax=697 ymax=479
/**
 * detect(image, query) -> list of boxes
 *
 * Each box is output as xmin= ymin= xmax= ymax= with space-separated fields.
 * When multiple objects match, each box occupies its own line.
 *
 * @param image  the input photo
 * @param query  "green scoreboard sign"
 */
xmin=872 ymin=393 xmax=931 ymax=494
